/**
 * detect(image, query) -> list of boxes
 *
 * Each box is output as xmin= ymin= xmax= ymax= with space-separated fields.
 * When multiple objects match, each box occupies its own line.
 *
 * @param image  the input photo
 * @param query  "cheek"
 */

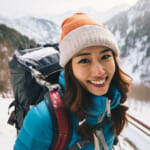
xmin=73 ymin=67 xmax=87 ymax=81
xmin=72 ymin=63 xmax=88 ymax=82
xmin=107 ymin=60 xmax=116 ymax=76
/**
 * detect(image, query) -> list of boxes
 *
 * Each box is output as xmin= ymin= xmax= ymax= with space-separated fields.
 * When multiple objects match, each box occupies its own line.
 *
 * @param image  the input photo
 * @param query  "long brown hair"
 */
xmin=62 ymin=54 xmax=132 ymax=143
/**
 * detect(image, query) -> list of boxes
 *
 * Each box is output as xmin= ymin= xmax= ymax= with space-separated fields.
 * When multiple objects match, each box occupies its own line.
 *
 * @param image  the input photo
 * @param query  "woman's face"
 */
xmin=72 ymin=46 xmax=116 ymax=96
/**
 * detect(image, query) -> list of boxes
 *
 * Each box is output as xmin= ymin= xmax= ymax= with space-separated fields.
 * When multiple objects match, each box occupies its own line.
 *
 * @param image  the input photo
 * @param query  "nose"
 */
xmin=91 ymin=61 xmax=105 ymax=76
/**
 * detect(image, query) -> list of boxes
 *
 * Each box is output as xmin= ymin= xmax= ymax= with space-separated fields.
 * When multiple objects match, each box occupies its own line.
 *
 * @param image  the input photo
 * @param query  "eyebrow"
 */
xmin=100 ymin=48 xmax=112 ymax=54
xmin=75 ymin=48 xmax=112 ymax=57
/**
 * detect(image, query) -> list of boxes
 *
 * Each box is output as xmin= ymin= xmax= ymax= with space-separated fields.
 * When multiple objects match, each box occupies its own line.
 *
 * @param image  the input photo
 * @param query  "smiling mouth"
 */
xmin=88 ymin=77 xmax=108 ymax=87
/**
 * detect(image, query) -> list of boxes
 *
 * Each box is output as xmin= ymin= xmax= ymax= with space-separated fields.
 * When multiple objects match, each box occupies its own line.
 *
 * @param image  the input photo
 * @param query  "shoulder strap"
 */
xmin=92 ymin=117 xmax=110 ymax=131
xmin=45 ymin=88 xmax=73 ymax=150
xmin=69 ymin=139 xmax=90 ymax=150
xmin=69 ymin=117 xmax=111 ymax=150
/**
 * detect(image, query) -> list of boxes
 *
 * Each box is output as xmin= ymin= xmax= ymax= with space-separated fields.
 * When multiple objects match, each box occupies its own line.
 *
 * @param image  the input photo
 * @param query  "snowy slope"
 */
xmin=106 ymin=0 xmax=150 ymax=87
xmin=0 ymin=96 xmax=16 ymax=150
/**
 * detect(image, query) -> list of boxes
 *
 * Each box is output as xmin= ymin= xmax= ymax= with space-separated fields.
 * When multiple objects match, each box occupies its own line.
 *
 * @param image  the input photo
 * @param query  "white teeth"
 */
xmin=90 ymin=79 xmax=105 ymax=85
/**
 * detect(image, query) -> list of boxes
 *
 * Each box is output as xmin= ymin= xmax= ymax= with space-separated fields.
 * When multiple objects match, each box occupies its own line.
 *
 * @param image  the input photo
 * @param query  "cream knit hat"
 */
xmin=59 ymin=13 xmax=119 ymax=67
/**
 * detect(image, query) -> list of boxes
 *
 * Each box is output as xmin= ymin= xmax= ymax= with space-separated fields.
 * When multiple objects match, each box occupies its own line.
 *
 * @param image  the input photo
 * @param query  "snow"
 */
xmin=120 ymin=45 xmax=149 ymax=86
xmin=0 ymin=96 xmax=16 ymax=150
xmin=19 ymin=47 xmax=58 ymax=61
xmin=126 ymin=98 xmax=150 ymax=125
xmin=121 ymin=98 xmax=150 ymax=150
xmin=0 ymin=95 xmax=149 ymax=150
xmin=121 ymin=123 xmax=150 ymax=150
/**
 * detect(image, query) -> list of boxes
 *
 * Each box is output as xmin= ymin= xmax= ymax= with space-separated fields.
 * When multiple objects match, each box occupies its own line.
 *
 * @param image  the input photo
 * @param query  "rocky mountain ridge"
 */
xmin=0 ymin=17 xmax=61 ymax=45
xmin=106 ymin=0 xmax=150 ymax=87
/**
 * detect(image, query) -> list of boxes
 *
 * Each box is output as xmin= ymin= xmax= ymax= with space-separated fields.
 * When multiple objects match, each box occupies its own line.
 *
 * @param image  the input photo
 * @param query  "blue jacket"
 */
xmin=14 ymin=71 xmax=121 ymax=150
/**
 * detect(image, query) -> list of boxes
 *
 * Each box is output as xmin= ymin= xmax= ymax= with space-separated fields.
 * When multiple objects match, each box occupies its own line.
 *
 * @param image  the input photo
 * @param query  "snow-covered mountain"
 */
xmin=105 ymin=0 xmax=150 ymax=87
xmin=48 ymin=4 xmax=130 ymax=26
xmin=0 ymin=17 xmax=61 ymax=45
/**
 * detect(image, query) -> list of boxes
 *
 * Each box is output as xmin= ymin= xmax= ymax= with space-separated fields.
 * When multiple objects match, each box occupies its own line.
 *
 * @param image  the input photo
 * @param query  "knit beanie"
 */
xmin=59 ymin=13 xmax=119 ymax=67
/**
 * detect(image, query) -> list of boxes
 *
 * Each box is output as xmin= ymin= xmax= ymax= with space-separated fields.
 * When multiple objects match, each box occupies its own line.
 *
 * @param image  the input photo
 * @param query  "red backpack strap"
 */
xmin=45 ymin=88 xmax=72 ymax=150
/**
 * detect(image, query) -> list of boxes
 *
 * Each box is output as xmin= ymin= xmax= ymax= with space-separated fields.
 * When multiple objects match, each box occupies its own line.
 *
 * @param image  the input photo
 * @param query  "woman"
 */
xmin=14 ymin=13 xmax=132 ymax=150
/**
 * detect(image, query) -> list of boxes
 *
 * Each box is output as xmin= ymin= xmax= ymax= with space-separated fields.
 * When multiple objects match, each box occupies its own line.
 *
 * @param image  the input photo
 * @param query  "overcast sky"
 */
xmin=0 ymin=0 xmax=138 ymax=18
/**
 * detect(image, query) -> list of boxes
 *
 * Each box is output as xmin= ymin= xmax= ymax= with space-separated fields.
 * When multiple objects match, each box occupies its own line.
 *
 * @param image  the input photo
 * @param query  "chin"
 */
xmin=90 ymin=90 xmax=108 ymax=96
xmin=90 ymin=86 xmax=109 ymax=96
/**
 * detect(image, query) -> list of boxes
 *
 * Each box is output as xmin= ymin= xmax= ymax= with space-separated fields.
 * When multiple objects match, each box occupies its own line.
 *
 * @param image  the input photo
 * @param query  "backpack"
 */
xmin=7 ymin=44 xmax=74 ymax=149
xmin=8 ymin=44 xmax=62 ymax=129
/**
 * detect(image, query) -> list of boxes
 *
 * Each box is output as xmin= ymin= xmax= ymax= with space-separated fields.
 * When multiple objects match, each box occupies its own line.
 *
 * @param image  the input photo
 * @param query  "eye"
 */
xmin=78 ymin=58 xmax=90 ymax=64
xmin=101 ymin=54 xmax=111 ymax=60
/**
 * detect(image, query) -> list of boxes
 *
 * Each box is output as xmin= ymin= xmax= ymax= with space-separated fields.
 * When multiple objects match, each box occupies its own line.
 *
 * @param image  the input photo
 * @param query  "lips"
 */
xmin=88 ymin=78 xmax=107 ymax=88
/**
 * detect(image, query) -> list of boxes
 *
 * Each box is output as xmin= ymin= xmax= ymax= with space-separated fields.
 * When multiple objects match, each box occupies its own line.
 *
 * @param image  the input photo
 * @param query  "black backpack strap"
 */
xmin=113 ymin=136 xmax=119 ymax=145
xmin=92 ymin=117 xmax=110 ymax=131
xmin=8 ymin=99 xmax=29 ymax=130
xmin=69 ymin=139 xmax=90 ymax=150
xmin=69 ymin=117 xmax=111 ymax=150
xmin=93 ymin=117 xmax=119 ymax=147
xmin=45 ymin=88 xmax=72 ymax=150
